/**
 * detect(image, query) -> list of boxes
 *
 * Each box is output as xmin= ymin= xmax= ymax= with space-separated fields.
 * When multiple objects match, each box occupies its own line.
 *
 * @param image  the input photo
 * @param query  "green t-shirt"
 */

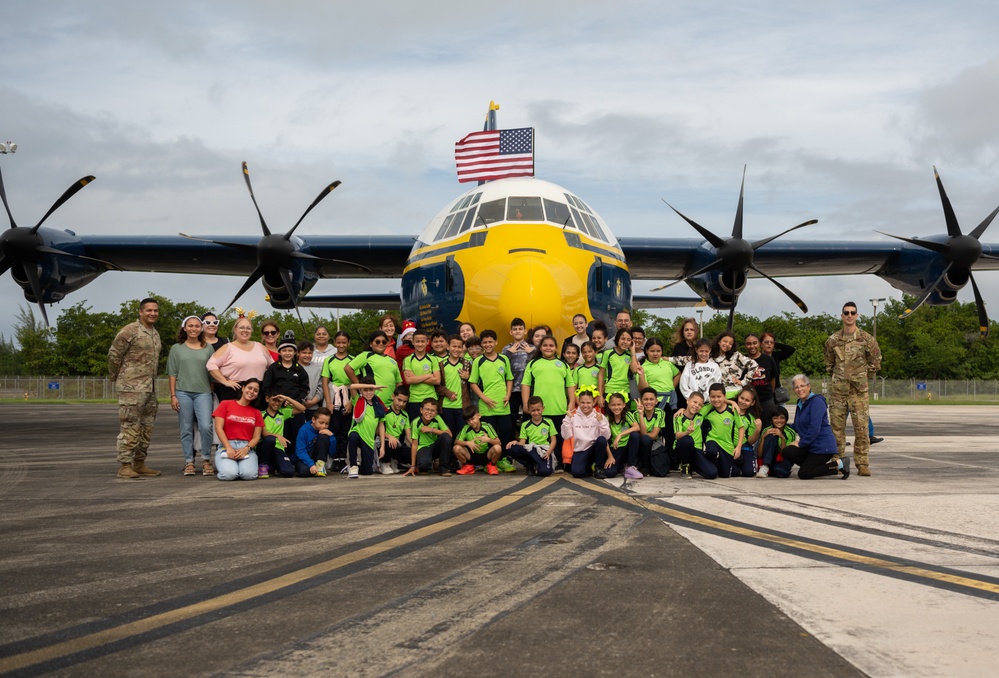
xmin=320 ymin=354 xmax=354 ymax=385
xmin=519 ymin=417 xmax=556 ymax=446
xmin=410 ymin=414 xmax=449 ymax=448
xmin=608 ymin=411 xmax=638 ymax=447
xmin=741 ymin=412 xmax=759 ymax=444
xmin=440 ymin=358 xmax=466 ymax=410
xmin=456 ymin=421 xmax=499 ymax=454
xmin=348 ymin=399 xmax=382 ymax=448
xmin=262 ymin=409 xmax=288 ymax=451
xmin=700 ymin=403 xmax=744 ymax=455
xmin=641 ymin=359 xmax=679 ymax=394
xmin=349 ymin=351 xmax=402 ymax=393
xmin=403 ymin=352 xmax=440 ymax=403
xmin=759 ymin=424 xmax=797 ymax=453
xmin=673 ymin=411 xmax=705 ymax=449
xmin=522 ymin=357 xmax=572 ymax=415
xmin=167 ymin=343 xmax=214 ymax=393
xmin=469 ymin=354 xmax=513 ymax=416
xmin=602 ymin=350 xmax=633 ymax=399
xmin=640 ymin=408 xmax=667 ymax=437
xmin=572 ymin=363 xmax=601 ymax=392
xmin=383 ymin=408 xmax=410 ymax=440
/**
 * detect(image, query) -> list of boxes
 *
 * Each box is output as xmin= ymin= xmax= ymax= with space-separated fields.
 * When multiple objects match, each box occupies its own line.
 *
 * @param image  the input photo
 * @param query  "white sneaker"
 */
xmin=390 ymin=459 xmax=400 ymax=473
xmin=756 ymin=465 xmax=769 ymax=478
xmin=379 ymin=461 xmax=396 ymax=475
xmin=348 ymin=465 xmax=359 ymax=478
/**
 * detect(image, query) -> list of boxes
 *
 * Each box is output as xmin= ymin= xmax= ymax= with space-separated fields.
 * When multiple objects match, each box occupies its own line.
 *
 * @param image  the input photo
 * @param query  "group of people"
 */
xmin=108 ymin=300 xmax=881 ymax=482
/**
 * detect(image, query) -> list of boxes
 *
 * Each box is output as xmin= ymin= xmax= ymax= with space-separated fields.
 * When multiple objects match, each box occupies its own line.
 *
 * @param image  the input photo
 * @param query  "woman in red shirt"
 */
xmin=212 ymin=378 xmax=264 ymax=480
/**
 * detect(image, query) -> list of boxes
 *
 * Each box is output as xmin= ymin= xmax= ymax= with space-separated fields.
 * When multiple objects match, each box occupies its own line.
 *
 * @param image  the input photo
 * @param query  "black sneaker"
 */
xmin=870 ymin=436 xmax=884 ymax=445
xmin=840 ymin=456 xmax=851 ymax=479
xmin=681 ymin=463 xmax=693 ymax=479
xmin=593 ymin=468 xmax=607 ymax=480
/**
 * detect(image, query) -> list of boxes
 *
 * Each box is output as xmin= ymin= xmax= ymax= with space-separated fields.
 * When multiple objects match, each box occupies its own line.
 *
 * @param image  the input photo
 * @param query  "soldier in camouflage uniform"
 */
xmin=824 ymin=301 xmax=881 ymax=476
xmin=108 ymin=298 xmax=162 ymax=479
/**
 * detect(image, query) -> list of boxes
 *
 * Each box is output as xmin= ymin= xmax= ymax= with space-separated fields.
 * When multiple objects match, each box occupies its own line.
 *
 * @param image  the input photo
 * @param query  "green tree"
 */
xmin=13 ymin=307 xmax=57 ymax=375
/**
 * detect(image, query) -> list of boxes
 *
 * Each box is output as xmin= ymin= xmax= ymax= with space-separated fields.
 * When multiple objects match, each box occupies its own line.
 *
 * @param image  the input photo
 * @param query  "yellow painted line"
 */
xmin=0 ymin=478 xmax=558 ymax=674
xmin=566 ymin=478 xmax=999 ymax=597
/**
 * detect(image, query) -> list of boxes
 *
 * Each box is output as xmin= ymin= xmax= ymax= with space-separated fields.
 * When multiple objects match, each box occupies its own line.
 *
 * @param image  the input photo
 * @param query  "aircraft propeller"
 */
xmin=0 ymin=165 xmax=114 ymax=327
xmin=181 ymin=162 xmax=370 ymax=327
xmin=877 ymin=167 xmax=999 ymax=339
xmin=649 ymin=168 xmax=817 ymax=329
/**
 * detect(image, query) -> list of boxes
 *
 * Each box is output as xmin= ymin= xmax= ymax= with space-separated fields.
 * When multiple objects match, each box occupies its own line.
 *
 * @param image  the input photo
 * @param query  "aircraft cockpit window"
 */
xmin=453 ymin=194 xmax=475 ymax=212
xmin=543 ymin=199 xmax=572 ymax=228
xmin=507 ymin=197 xmax=544 ymax=221
xmin=435 ymin=213 xmax=457 ymax=241
xmin=478 ymin=198 xmax=505 ymax=225
xmin=442 ymin=210 xmax=466 ymax=240
xmin=580 ymin=212 xmax=606 ymax=242
xmin=468 ymin=193 xmax=481 ymax=207
xmin=456 ymin=207 xmax=478 ymax=235
xmin=565 ymin=194 xmax=584 ymax=211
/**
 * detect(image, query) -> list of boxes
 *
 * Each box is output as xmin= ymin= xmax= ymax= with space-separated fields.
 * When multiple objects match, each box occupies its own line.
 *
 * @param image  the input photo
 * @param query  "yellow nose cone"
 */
xmin=465 ymin=253 xmax=583 ymax=340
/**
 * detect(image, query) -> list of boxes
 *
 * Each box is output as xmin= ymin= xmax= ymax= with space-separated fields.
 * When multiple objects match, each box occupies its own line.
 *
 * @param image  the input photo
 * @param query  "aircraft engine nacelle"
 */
xmin=261 ymin=264 xmax=319 ymax=310
xmin=877 ymin=248 xmax=969 ymax=307
xmin=685 ymin=268 xmax=748 ymax=310
xmin=5 ymin=228 xmax=107 ymax=306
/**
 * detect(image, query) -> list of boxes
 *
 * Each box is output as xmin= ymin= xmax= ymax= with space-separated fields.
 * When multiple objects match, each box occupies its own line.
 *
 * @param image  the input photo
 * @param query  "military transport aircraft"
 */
xmin=1 ymin=120 xmax=998 ymax=339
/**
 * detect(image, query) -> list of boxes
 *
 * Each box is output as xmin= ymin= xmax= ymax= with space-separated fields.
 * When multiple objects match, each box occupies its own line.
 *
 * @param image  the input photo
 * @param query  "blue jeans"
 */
xmin=176 ymin=390 xmax=214 ymax=463
xmin=216 ymin=441 xmax=258 ymax=481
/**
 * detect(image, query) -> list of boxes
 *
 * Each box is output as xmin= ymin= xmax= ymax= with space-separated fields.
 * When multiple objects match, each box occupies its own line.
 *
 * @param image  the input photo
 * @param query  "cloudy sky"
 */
xmin=2 ymin=0 xmax=999 ymax=339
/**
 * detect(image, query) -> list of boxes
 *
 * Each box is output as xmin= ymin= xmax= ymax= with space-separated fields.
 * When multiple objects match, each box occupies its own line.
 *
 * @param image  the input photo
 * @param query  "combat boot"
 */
xmin=117 ymin=463 xmax=140 ymax=479
xmin=132 ymin=462 xmax=162 ymax=477
xmin=857 ymin=464 xmax=871 ymax=477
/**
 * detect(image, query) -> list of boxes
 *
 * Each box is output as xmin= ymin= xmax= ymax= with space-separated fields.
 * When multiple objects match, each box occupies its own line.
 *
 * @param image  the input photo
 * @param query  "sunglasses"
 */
xmin=842 ymin=310 xmax=857 ymax=316
xmin=202 ymin=319 xmax=219 ymax=326
xmin=262 ymin=330 xmax=279 ymax=336
xmin=372 ymin=339 xmax=388 ymax=345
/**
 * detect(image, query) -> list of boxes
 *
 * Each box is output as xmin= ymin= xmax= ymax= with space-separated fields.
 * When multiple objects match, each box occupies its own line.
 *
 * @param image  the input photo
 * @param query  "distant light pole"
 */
xmin=696 ymin=309 xmax=704 ymax=338
xmin=0 ymin=141 xmax=16 ymax=154
xmin=869 ymin=297 xmax=886 ymax=341
xmin=870 ymin=297 xmax=886 ymax=400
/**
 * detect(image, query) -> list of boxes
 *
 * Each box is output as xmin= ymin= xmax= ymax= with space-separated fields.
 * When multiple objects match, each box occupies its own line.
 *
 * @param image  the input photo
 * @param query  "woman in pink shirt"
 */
xmin=207 ymin=315 xmax=273 ymax=402
xmin=561 ymin=387 xmax=611 ymax=479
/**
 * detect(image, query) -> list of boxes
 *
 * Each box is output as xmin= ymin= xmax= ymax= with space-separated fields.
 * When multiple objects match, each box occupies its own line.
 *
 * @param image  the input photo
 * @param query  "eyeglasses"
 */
xmin=842 ymin=310 xmax=857 ymax=316
xmin=372 ymin=339 xmax=388 ymax=345
xmin=202 ymin=319 xmax=219 ymax=326
xmin=262 ymin=330 xmax=279 ymax=336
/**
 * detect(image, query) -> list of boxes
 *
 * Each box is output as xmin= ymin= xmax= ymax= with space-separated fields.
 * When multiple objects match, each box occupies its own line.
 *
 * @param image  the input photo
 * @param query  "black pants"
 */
xmin=293 ymin=435 xmax=332 ymax=477
xmin=782 ymin=445 xmax=840 ymax=479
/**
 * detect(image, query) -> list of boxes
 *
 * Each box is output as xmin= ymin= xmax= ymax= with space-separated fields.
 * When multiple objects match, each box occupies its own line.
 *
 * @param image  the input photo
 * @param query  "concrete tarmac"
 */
xmin=0 ymin=404 xmax=996 ymax=677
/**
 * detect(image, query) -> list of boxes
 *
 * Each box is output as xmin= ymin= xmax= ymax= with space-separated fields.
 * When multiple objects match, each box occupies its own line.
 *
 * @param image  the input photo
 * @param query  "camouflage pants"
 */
xmin=117 ymin=391 xmax=159 ymax=465
xmin=828 ymin=390 xmax=870 ymax=467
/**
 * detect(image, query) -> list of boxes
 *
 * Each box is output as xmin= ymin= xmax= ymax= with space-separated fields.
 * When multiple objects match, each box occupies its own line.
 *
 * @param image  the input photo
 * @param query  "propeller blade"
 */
xmin=732 ymin=166 xmax=746 ymax=239
xmin=179 ymin=233 xmax=259 ymax=254
xmin=751 ymin=219 xmax=818 ymax=250
xmin=284 ymin=180 xmax=342 ymax=240
xmin=969 ymin=272 xmax=990 ymax=339
xmin=288 ymin=250 xmax=372 ymax=273
xmin=241 ymin=162 xmax=271 ymax=237
xmin=875 ymin=231 xmax=950 ymax=256
xmin=23 ymin=263 xmax=50 ymax=327
xmin=31 ymin=176 xmax=96 ymax=233
xmin=933 ymin=167 xmax=962 ymax=238
xmin=35 ymin=245 xmax=119 ymax=270
xmin=662 ymin=200 xmax=726 ymax=249
xmin=0 ymin=255 xmax=10 ymax=278
xmin=648 ymin=259 xmax=724 ymax=292
xmin=278 ymin=267 xmax=307 ymax=334
xmin=749 ymin=263 xmax=808 ymax=313
xmin=221 ymin=267 xmax=265 ymax=315
xmin=278 ymin=267 xmax=298 ymax=308
xmin=980 ymin=253 xmax=999 ymax=262
xmin=898 ymin=264 xmax=952 ymax=320
xmin=726 ymin=303 xmax=737 ymax=331
xmin=969 ymin=203 xmax=999 ymax=240
xmin=0 ymin=164 xmax=18 ymax=229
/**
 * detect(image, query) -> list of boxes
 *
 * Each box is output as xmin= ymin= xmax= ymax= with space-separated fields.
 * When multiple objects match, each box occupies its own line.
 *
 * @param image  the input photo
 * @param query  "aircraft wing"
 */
xmin=80 ymin=235 xmax=415 ymax=277
xmin=618 ymin=237 xmax=999 ymax=279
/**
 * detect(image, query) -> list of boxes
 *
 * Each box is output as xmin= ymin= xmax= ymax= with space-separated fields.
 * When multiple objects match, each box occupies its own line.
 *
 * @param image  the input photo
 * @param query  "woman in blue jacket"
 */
xmin=784 ymin=375 xmax=850 ymax=480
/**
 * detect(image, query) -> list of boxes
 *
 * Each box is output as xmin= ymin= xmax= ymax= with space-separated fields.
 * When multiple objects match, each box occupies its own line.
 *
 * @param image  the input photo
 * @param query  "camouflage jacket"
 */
xmin=824 ymin=328 xmax=881 ymax=392
xmin=108 ymin=321 xmax=161 ymax=393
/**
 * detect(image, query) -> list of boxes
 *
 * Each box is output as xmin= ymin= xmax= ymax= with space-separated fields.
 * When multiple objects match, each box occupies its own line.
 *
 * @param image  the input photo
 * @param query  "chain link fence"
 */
xmin=3 ymin=375 xmax=999 ymax=402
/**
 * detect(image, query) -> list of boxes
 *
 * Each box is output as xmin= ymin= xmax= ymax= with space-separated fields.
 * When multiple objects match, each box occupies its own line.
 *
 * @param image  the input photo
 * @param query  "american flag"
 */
xmin=454 ymin=127 xmax=534 ymax=183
